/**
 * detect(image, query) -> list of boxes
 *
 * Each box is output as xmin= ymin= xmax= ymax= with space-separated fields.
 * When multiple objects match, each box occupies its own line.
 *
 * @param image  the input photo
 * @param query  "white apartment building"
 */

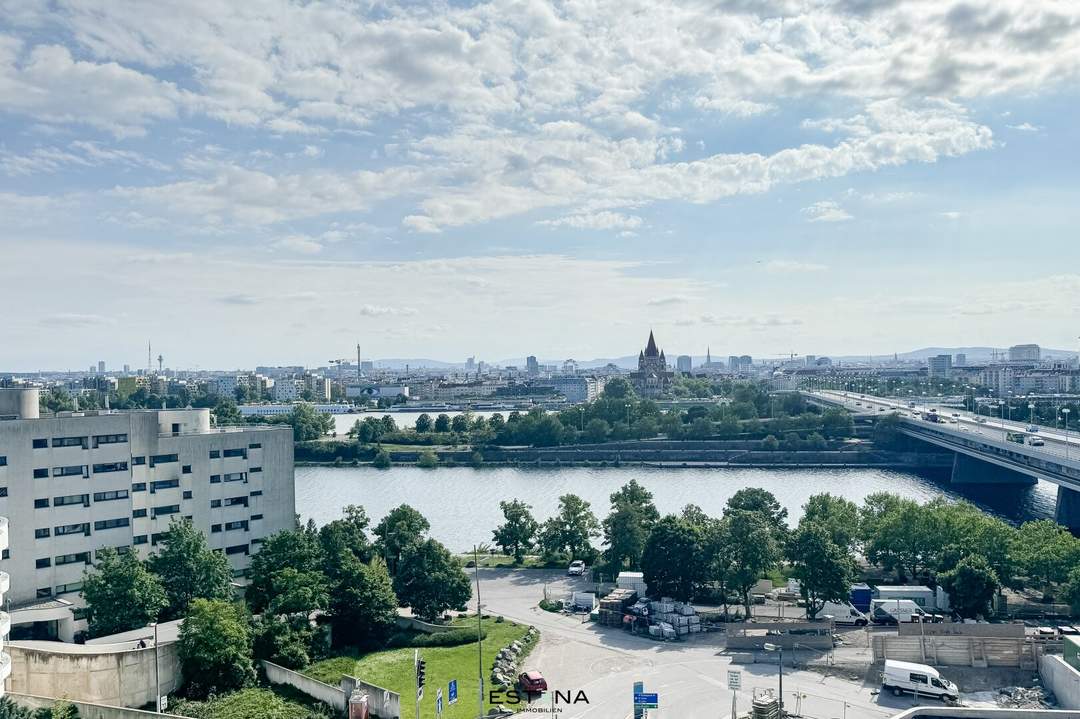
xmin=272 ymin=378 xmax=306 ymax=402
xmin=0 ymin=388 xmax=294 ymax=642
xmin=0 ymin=513 xmax=8 ymax=693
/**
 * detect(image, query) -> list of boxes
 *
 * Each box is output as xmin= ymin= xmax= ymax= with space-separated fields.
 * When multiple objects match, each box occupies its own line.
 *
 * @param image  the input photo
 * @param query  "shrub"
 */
xmin=372 ymin=450 xmax=392 ymax=469
xmin=417 ymin=450 xmax=438 ymax=468
xmin=539 ymin=599 xmax=563 ymax=613
xmin=388 ymin=626 xmax=486 ymax=648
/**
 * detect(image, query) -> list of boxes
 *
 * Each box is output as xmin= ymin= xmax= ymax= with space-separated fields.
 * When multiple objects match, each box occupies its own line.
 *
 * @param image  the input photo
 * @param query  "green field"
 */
xmin=303 ymin=618 xmax=534 ymax=719
xmin=167 ymin=686 xmax=333 ymax=719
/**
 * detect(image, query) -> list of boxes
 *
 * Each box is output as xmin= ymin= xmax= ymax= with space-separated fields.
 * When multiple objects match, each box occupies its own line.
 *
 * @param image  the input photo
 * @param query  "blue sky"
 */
xmin=2 ymin=0 xmax=1079 ymax=371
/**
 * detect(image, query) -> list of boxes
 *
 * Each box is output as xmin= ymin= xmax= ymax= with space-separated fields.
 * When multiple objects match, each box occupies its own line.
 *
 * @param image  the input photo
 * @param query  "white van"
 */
xmin=881 ymin=660 xmax=958 ymax=702
xmin=870 ymin=599 xmax=937 ymax=624
xmin=819 ymin=601 xmax=869 ymax=626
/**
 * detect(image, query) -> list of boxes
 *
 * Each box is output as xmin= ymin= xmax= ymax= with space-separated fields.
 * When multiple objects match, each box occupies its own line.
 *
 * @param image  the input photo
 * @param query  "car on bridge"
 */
xmin=1028 ymin=437 xmax=1045 ymax=446
xmin=1027 ymin=425 xmax=1040 ymax=433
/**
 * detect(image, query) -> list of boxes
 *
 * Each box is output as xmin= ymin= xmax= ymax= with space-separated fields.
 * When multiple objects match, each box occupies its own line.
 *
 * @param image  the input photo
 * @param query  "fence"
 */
xmin=871 ymin=635 xmax=1050 ymax=668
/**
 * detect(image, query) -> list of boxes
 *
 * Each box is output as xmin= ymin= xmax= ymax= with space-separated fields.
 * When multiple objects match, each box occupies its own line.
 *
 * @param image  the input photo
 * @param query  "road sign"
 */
xmin=634 ymin=692 xmax=659 ymax=708
xmin=436 ymin=688 xmax=443 ymax=717
xmin=727 ymin=670 xmax=742 ymax=690
xmin=448 ymin=679 xmax=458 ymax=704
xmin=158 ymin=697 xmax=168 ymax=712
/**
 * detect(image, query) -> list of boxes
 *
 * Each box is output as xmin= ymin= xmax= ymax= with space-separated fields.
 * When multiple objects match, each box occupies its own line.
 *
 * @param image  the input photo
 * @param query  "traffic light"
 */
xmin=416 ymin=659 xmax=426 ymax=689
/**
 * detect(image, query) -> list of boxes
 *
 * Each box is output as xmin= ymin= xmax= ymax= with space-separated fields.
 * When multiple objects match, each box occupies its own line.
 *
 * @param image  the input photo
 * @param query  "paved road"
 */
xmin=470 ymin=569 xmax=936 ymax=719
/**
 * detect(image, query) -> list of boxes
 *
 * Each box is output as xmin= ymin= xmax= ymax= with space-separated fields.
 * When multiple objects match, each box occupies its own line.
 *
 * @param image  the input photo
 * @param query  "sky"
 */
xmin=2 ymin=0 xmax=1080 ymax=371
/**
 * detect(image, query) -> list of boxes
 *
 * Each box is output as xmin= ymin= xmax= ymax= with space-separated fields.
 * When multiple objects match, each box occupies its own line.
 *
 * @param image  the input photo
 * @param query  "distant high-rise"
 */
xmin=928 ymin=354 xmax=952 ymax=379
xmin=89 ymin=364 xmax=96 ymax=374
xmin=123 ymin=364 xmax=131 ymax=373
xmin=676 ymin=355 xmax=692 ymax=373
xmin=954 ymin=353 xmax=966 ymax=367
xmin=97 ymin=360 xmax=106 ymax=373
xmin=526 ymin=356 xmax=539 ymax=375
xmin=1008 ymin=344 xmax=1040 ymax=362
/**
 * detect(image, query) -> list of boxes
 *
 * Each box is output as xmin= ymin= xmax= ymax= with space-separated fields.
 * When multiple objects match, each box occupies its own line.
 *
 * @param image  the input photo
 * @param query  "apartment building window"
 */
xmin=149 ymin=453 xmax=178 ymax=467
xmin=223 ymin=472 xmax=246 ymax=483
xmin=32 ymin=438 xmax=48 ymax=449
xmin=35 ymin=558 xmax=51 ymax=569
xmin=96 ymin=546 xmax=129 ymax=558
xmin=225 ymin=543 xmax=249 ymax=555
xmin=224 ymin=496 xmax=248 ymax=508
xmin=182 ymin=490 xmax=193 ymax=500
xmin=152 ymin=504 xmax=180 ymax=518
xmin=248 ymin=443 xmax=261 ymax=449
xmin=93 ymin=461 xmax=129 ymax=474
xmin=93 ymin=433 xmax=128 ymax=447
xmin=52 ymin=436 xmax=88 ymax=449
xmin=132 ymin=456 xmax=146 ymax=466
xmin=0 ymin=487 xmax=7 ymax=497
xmin=34 ymin=528 xmax=50 ymax=539
xmin=94 ymin=518 xmax=130 ymax=531
xmin=210 ymin=475 xmax=221 ymax=484
xmin=132 ymin=482 xmax=147 ymax=492
xmin=223 ymin=448 xmax=247 ymax=459
xmin=133 ymin=535 xmax=148 ymax=545
xmin=0 ymin=455 xmax=6 ymax=466
xmin=53 ymin=465 xmax=88 ymax=478
xmin=249 ymin=466 xmax=262 ymax=473
xmin=93 ymin=489 xmax=129 ymax=502
xmin=182 ymin=465 xmax=192 ymax=474
xmin=211 ymin=524 xmax=222 ymax=533
xmin=33 ymin=468 xmax=49 ymax=478
xmin=209 ymin=450 xmax=220 ymax=459
xmin=151 ymin=532 xmax=167 ymax=545
xmin=224 ymin=520 xmax=248 ymax=531
xmin=250 ymin=514 xmax=263 ymax=521
xmin=150 ymin=479 xmax=179 ymax=492
xmin=133 ymin=508 xmax=147 ymax=518
xmin=249 ymin=490 xmax=262 ymax=497
xmin=210 ymin=499 xmax=222 ymax=508
xmin=55 ymin=581 xmax=83 ymax=595
xmin=53 ymin=493 xmax=90 ymax=507
xmin=55 ymin=551 xmax=91 ymax=566
xmin=34 ymin=498 xmax=49 ymax=508
xmin=55 ymin=522 xmax=91 ymax=536
xmin=36 ymin=588 xmax=52 ymax=599
xmin=1 ymin=549 xmax=9 ymax=559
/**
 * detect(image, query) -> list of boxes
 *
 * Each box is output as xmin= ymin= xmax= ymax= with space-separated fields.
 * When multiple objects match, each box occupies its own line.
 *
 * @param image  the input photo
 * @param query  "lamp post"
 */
xmin=150 ymin=621 xmax=160 ymax=712
xmin=473 ymin=546 xmax=484 ymax=718
xmin=1063 ymin=408 xmax=1072 ymax=461
xmin=763 ymin=642 xmax=784 ymax=714
xmin=1029 ymin=403 xmax=1036 ymax=427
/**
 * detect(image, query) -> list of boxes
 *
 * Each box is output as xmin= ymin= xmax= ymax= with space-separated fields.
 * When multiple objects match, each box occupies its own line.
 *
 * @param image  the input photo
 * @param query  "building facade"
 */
xmin=676 ymin=355 xmax=692 ymax=374
xmin=537 ymin=376 xmax=606 ymax=404
xmin=0 ymin=388 xmax=294 ymax=642
xmin=630 ymin=331 xmax=674 ymax=397
xmin=928 ymin=354 xmax=952 ymax=379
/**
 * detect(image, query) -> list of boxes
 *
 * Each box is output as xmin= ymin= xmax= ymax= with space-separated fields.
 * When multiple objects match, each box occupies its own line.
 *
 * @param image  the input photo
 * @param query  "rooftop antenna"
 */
xmin=147 ymin=341 xmax=152 ymax=373
xmin=157 ymin=354 xmax=164 ymax=373
xmin=357 ymin=343 xmax=362 ymax=381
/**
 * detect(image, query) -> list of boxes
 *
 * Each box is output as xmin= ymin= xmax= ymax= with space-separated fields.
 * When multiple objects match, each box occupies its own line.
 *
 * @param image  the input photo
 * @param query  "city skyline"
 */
xmin=3 ymin=2 xmax=1080 ymax=369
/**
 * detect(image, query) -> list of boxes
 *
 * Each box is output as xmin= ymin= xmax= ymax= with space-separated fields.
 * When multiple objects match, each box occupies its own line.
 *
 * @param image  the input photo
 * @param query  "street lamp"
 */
xmin=150 ymin=621 xmax=160 ymax=712
xmin=763 ymin=642 xmax=784 ymax=714
xmin=1063 ymin=408 xmax=1072 ymax=461
xmin=1028 ymin=403 xmax=1036 ymax=428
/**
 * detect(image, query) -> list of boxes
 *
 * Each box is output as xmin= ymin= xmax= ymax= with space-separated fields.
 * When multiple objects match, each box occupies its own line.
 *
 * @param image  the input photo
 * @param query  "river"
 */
xmin=294 ymin=465 xmax=1059 ymax=552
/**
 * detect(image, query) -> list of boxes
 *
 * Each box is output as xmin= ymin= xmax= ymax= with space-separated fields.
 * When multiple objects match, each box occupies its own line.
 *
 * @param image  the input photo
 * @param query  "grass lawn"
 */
xmin=167 ymin=686 xmax=333 ymax=719
xmin=304 ymin=617 xmax=534 ymax=719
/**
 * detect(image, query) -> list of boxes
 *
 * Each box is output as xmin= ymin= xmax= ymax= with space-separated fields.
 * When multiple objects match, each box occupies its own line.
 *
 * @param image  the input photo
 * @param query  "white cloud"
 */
xmin=647 ymin=296 xmax=689 ymax=306
xmin=273 ymin=234 xmax=323 ymax=254
xmin=1006 ymin=122 xmax=1041 ymax=132
xmin=802 ymin=201 xmax=853 ymax=223
xmin=939 ymin=211 xmax=963 ymax=220
xmin=38 ymin=313 xmax=116 ymax=327
xmin=538 ymin=211 xmax=644 ymax=231
xmin=765 ymin=260 xmax=830 ymax=273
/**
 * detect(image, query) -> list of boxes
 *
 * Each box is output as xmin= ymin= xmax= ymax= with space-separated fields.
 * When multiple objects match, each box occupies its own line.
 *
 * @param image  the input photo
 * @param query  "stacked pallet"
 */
xmin=616 ymin=571 xmax=648 ymax=596
xmin=649 ymin=598 xmax=702 ymax=635
xmin=598 ymin=588 xmax=637 ymax=626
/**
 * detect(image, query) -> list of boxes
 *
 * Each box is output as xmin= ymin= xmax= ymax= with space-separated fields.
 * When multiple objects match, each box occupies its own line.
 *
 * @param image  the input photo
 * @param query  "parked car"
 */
xmin=518 ymin=670 xmax=548 ymax=694
xmin=881 ymin=660 xmax=958 ymax=702
xmin=567 ymin=560 xmax=586 ymax=576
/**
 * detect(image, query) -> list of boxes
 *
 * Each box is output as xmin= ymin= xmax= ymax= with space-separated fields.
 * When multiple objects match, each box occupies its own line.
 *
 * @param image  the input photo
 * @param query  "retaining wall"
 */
xmin=341 ymin=675 xmax=401 ymax=719
xmin=261 ymin=660 xmax=346 ymax=711
xmin=9 ymin=693 xmax=192 ymax=719
xmin=1039 ymin=654 xmax=1080 ymax=709
xmin=871 ymin=635 xmax=1040 ymax=668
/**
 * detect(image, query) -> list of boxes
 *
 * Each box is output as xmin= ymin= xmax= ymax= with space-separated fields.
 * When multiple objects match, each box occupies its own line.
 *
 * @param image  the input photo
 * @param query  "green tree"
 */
xmin=252 ymin=614 xmax=315 ymax=669
xmin=248 ymin=524 xmax=325 ymax=614
xmin=450 ymin=414 xmax=469 ymax=433
xmin=537 ymin=494 xmax=600 ymax=561
xmin=761 ymin=434 xmax=780 ymax=450
xmin=148 ymin=519 xmax=233 ymax=620
xmin=601 ymin=377 xmax=635 ymax=399
xmin=492 ymin=500 xmax=538 ymax=563
xmin=394 ymin=539 xmax=472 ymax=621
xmin=862 ymin=498 xmax=938 ymax=581
xmin=940 ymin=555 xmax=999 ymax=619
xmin=415 ymin=413 xmax=433 ymax=432
xmin=177 ymin=599 xmax=255 ymax=699
xmin=1062 ymin=566 xmax=1080 ymax=615
xmin=417 ymin=449 xmax=439 ymax=468
xmin=374 ymin=504 xmax=430 ymax=574
xmin=372 ymin=449 xmax=392 ymax=468
xmin=82 ymin=548 xmax=168 ymax=638
xmin=319 ymin=505 xmax=373 ymax=573
xmin=283 ymin=403 xmax=334 ymax=441
xmin=434 ymin=414 xmax=451 ymax=432
xmin=602 ymin=480 xmax=660 ymax=571
xmin=1011 ymin=520 xmax=1080 ymax=594
xmin=725 ymin=510 xmax=780 ymax=618
xmin=801 ymin=493 xmax=861 ymax=552
xmin=787 ymin=523 xmax=854 ymax=619
xmin=725 ymin=487 xmax=788 ymax=545
xmin=212 ymin=398 xmax=244 ymax=426
xmin=328 ymin=554 xmax=400 ymax=648
xmin=640 ymin=515 xmax=704 ymax=600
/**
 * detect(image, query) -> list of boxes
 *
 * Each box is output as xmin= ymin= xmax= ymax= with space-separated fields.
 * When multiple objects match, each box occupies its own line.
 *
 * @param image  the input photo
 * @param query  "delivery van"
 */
xmin=881 ymin=660 xmax=958 ymax=702
xmin=871 ymin=599 xmax=939 ymax=624
xmin=819 ymin=601 xmax=869 ymax=626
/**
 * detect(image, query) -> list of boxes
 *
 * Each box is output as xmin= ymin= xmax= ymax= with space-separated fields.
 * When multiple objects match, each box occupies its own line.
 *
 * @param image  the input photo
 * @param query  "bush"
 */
xmin=417 ymin=449 xmax=438 ymax=468
xmin=387 ymin=626 xmax=486 ymax=648
xmin=539 ymin=599 xmax=563 ymax=613
xmin=372 ymin=450 xmax=392 ymax=469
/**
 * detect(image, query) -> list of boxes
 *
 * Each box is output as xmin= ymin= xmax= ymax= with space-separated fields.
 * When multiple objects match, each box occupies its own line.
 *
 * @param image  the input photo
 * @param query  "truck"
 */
xmin=1006 ymin=432 xmax=1027 ymax=444
xmin=849 ymin=583 xmax=872 ymax=613
xmin=870 ymin=599 xmax=940 ymax=624
xmin=881 ymin=660 xmax=958 ymax=702
xmin=818 ymin=601 xmax=868 ymax=626
xmin=874 ymin=585 xmax=949 ymax=611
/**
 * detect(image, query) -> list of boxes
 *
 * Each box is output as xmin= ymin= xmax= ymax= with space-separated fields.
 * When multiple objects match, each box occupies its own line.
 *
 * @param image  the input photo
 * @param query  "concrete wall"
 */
xmin=9 ymin=692 xmax=193 ymax=719
xmin=395 ymin=616 xmax=456 ymax=633
xmin=261 ymin=660 xmax=346 ymax=711
xmin=898 ymin=622 xmax=1026 ymax=638
xmin=1039 ymin=654 xmax=1080 ymax=709
xmin=871 ymin=635 xmax=1039 ymax=668
xmin=341 ymin=674 xmax=400 ymax=719
xmin=725 ymin=621 xmax=834 ymax=650
xmin=6 ymin=640 xmax=181 ymax=708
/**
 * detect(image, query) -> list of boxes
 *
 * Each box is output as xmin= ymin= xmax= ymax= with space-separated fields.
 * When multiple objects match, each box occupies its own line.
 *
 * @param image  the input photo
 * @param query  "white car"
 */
xmin=567 ymin=560 xmax=586 ymax=576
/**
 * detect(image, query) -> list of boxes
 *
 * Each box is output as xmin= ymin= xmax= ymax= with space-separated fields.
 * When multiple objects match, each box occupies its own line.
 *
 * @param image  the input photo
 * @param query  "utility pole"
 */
xmin=474 ymin=546 xmax=485 ymax=718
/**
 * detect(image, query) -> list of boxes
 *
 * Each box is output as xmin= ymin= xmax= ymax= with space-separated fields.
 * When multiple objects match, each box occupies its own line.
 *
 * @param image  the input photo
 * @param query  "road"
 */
xmin=470 ymin=568 xmax=943 ymax=719
xmin=812 ymin=390 xmax=1080 ymax=463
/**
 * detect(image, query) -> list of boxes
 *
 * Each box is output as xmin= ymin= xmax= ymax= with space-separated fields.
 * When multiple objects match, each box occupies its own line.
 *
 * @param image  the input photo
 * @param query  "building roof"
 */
xmin=644 ymin=330 xmax=659 ymax=357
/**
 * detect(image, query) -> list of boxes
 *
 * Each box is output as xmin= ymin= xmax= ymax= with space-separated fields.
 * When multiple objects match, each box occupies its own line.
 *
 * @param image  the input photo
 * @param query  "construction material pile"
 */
xmin=617 ymin=571 xmax=648 ymax=596
xmin=598 ymin=588 xmax=637 ymax=626
xmin=648 ymin=597 xmax=701 ymax=638
xmin=994 ymin=686 xmax=1055 ymax=709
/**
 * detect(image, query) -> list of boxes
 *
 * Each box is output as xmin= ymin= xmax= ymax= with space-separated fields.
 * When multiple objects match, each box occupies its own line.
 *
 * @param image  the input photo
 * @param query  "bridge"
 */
xmin=805 ymin=390 xmax=1080 ymax=530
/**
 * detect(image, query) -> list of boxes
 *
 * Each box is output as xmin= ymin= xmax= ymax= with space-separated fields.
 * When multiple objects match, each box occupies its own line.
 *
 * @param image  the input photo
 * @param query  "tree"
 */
xmin=374 ymin=504 xmax=430 ymax=574
xmin=372 ymin=449 xmax=392 ymax=468
xmin=602 ymin=480 xmax=660 ymax=571
xmin=394 ymin=539 xmax=471 ymax=621
xmin=725 ymin=510 xmax=780 ymax=618
xmin=148 ymin=519 xmax=233 ymax=620
xmin=601 ymin=377 xmax=634 ymax=399
xmin=537 ymin=494 xmax=600 ymax=561
xmin=177 ymin=599 xmax=255 ymax=698
xmin=584 ymin=418 xmax=610 ymax=442
xmin=640 ymin=515 xmax=704 ymax=600
xmin=801 ymin=493 xmax=861 ymax=552
xmin=492 ymin=500 xmax=538 ymax=563
xmin=1062 ymin=566 xmax=1080 ymax=615
xmin=319 ymin=505 xmax=373 ymax=573
xmin=417 ymin=449 xmax=439 ymax=468
xmin=252 ymin=613 xmax=315 ymax=669
xmin=248 ymin=524 xmax=326 ymax=614
xmin=1011 ymin=520 xmax=1080 ymax=594
xmin=787 ymin=523 xmax=854 ymax=619
xmin=862 ymin=498 xmax=939 ymax=581
xmin=82 ymin=548 xmax=168 ymax=638
xmin=415 ymin=413 xmax=433 ymax=432
xmin=434 ymin=414 xmax=451 ymax=432
xmin=450 ymin=414 xmax=469 ymax=433
xmin=725 ymin=488 xmax=788 ymax=545
xmin=283 ymin=403 xmax=334 ymax=441
xmin=940 ymin=555 xmax=999 ymax=619
xmin=328 ymin=555 xmax=399 ymax=648
xmin=212 ymin=398 xmax=244 ymax=426
xmin=761 ymin=434 xmax=779 ymax=450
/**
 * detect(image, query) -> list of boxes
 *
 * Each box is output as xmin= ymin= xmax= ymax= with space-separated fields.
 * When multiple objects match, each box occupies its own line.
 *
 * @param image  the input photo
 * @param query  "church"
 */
xmin=630 ymin=330 xmax=675 ymax=397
